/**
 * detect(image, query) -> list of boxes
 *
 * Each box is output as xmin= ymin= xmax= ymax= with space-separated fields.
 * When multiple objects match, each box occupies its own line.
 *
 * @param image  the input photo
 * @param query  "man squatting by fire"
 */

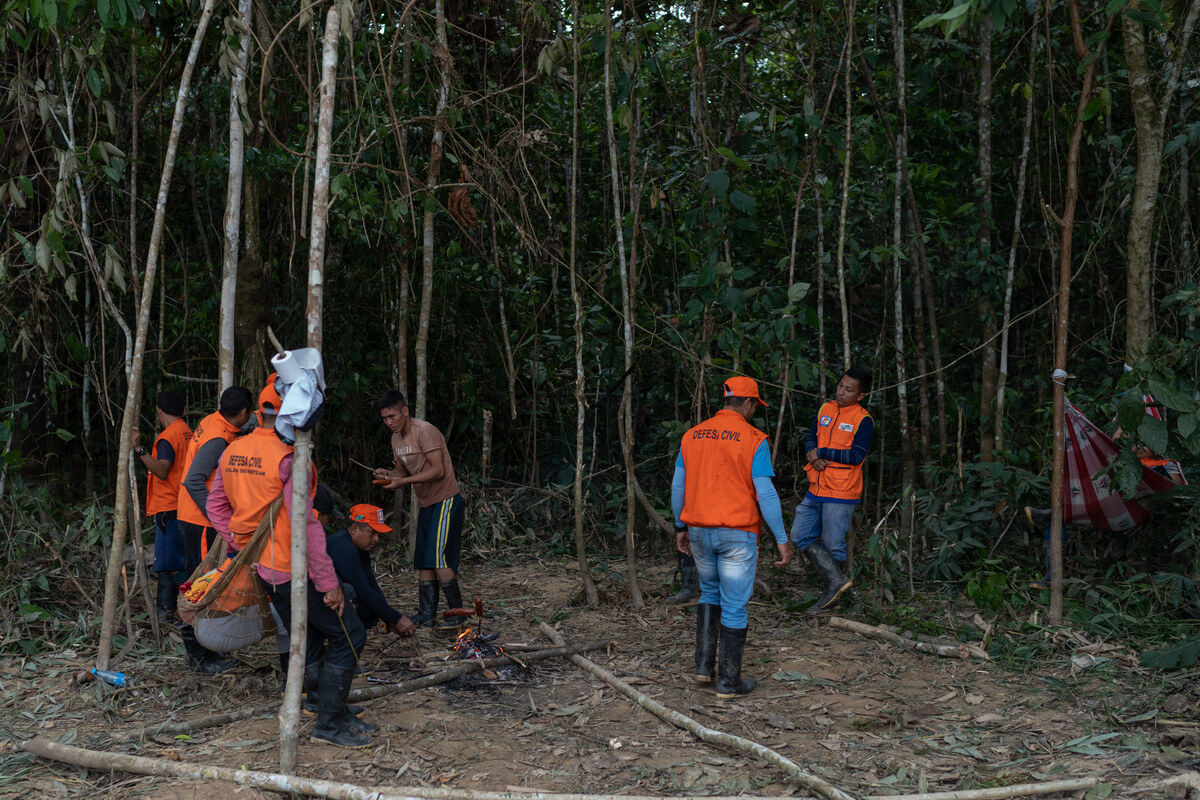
xmin=673 ymin=376 xmax=793 ymax=698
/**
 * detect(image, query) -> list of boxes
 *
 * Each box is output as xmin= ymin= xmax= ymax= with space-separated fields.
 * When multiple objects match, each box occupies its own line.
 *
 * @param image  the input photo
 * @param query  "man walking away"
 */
xmin=673 ymin=376 xmax=792 ymax=699
xmin=790 ymin=366 xmax=874 ymax=613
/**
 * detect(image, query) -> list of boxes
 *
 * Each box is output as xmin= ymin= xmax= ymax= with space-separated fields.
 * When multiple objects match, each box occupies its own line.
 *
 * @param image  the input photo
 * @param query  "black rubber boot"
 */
xmin=438 ymin=578 xmax=464 ymax=629
xmin=1029 ymin=542 xmax=1052 ymax=590
xmin=715 ymin=626 xmax=756 ymax=698
xmin=156 ymin=573 xmax=177 ymax=624
xmin=278 ymin=652 xmax=289 ymax=681
xmin=694 ymin=604 xmax=720 ymax=684
xmin=666 ymin=553 xmax=700 ymax=605
xmin=341 ymin=707 xmax=379 ymax=734
xmin=300 ymin=656 xmax=365 ymax=716
xmin=311 ymin=665 xmax=370 ymax=748
xmin=410 ymin=581 xmax=438 ymax=627
xmin=804 ymin=544 xmax=852 ymax=613
xmin=181 ymin=625 xmax=238 ymax=674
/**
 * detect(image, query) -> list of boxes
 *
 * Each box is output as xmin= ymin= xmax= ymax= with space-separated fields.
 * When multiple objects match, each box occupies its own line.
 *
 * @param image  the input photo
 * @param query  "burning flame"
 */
xmin=450 ymin=627 xmax=504 ymax=661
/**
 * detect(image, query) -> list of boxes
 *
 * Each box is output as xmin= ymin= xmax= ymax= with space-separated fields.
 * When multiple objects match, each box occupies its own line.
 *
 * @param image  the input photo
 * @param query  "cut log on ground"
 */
xmin=537 ymin=622 xmax=857 ymax=800
xmin=828 ymin=617 xmax=970 ymax=658
xmin=115 ymin=641 xmax=604 ymax=742
xmin=876 ymin=624 xmax=991 ymax=661
xmin=23 ymin=736 xmax=821 ymax=800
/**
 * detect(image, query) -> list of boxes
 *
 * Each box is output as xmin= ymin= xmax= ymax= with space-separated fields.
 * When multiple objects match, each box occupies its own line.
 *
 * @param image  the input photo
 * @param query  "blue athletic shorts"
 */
xmin=413 ymin=494 xmax=464 ymax=572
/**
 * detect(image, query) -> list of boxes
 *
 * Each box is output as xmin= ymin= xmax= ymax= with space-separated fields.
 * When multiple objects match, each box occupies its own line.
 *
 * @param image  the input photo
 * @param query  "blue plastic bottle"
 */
xmin=90 ymin=668 xmax=128 ymax=687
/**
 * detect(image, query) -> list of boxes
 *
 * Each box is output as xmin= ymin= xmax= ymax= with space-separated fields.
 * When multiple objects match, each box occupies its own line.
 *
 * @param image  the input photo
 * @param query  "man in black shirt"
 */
xmin=327 ymin=504 xmax=416 ymax=637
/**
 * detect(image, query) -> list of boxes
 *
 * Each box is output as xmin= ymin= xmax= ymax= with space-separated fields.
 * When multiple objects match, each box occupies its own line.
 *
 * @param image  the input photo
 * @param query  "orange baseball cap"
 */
xmin=723 ymin=376 xmax=768 ymax=407
xmin=348 ymin=504 xmax=392 ymax=533
xmin=259 ymin=373 xmax=283 ymax=414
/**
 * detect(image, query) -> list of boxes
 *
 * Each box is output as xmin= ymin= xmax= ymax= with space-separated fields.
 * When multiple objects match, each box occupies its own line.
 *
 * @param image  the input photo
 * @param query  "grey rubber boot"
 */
xmin=666 ymin=553 xmax=700 ymax=604
xmin=694 ymin=604 xmax=720 ymax=684
xmin=715 ymin=626 xmax=756 ymax=698
xmin=804 ymin=544 xmax=852 ymax=613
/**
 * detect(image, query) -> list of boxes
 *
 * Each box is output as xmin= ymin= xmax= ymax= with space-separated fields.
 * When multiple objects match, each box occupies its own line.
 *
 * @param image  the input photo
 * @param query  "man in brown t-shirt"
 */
xmin=373 ymin=390 xmax=467 ymax=628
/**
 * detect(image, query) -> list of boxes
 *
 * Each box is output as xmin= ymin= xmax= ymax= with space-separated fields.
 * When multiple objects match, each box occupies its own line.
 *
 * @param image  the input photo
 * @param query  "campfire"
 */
xmin=443 ymin=599 xmax=524 ymax=684
xmin=451 ymin=627 xmax=503 ymax=661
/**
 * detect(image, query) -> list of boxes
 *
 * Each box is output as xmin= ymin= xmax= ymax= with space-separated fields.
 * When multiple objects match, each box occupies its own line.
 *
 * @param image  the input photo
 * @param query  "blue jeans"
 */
xmin=789 ymin=495 xmax=856 ymax=561
xmin=153 ymin=511 xmax=186 ymax=573
xmin=688 ymin=527 xmax=758 ymax=629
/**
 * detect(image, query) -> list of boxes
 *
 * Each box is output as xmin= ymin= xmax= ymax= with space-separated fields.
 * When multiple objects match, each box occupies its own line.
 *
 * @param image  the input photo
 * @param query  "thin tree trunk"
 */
xmin=570 ymin=0 xmax=598 ymax=608
xmin=219 ymin=0 xmax=254 ymax=391
xmin=97 ymin=0 xmax=220 ymax=672
xmin=888 ymin=0 xmax=914 ymax=536
xmin=281 ymin=5 xmax=339 ymax=773
xmin=977 ymin=10 xmax=997 ymax=463
xmin=417 ymin=0 xmax=451 ymax=420
xmin=1122 ymin=0 xmax=1200 ymax=360
xmin=834 ymin=4 xmax=856 ymax=370
xmin=604 ymin=0 xmax=643 ymax=609
xmin=996 ymin=36 xmax=1036 ymax=452
xmin=1050 ymin=0 xmax=1101 ymax=626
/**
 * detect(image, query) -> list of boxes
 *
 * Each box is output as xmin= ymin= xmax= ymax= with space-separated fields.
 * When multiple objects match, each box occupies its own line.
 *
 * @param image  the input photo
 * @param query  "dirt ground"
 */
xmin=2 ymin=554 xmax=1199 ymax=800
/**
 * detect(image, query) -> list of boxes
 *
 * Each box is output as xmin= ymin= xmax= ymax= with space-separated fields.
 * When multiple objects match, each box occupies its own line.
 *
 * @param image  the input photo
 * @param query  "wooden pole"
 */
xmin=280 ymin=2 xmax=340 ymax=774
xmin=97 ymin=0 xmax=220 ymax=671
xmin=1049 ymin=0 xmax=1101 ymax=625
xmin=25 ymin=737 xmax=825 ymax=800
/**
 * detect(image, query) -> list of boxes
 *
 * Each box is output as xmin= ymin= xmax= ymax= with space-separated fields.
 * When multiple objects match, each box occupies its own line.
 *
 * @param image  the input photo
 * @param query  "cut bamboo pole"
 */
xmin=828 ymin=617 xmax=969 ymax=659
xmin=872 ymin=777 xmax=1099 ymax=800
xmin=537 ymin=623 xmax=855 ymax=800
xmin=24 ymin=736 xmax=820 ymax=800
xmin=23 ymin=735 xmax=1100 ymax=800
xmin=115 ymin=641 xmax=603 ymax=742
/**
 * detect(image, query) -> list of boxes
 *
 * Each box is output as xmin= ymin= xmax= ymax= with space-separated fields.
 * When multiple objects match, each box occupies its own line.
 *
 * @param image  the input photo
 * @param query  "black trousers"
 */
xmin=266 ymin=579 xmax=366 ymax=675
xmin=178 ymin=520 xmax=218 ymax=575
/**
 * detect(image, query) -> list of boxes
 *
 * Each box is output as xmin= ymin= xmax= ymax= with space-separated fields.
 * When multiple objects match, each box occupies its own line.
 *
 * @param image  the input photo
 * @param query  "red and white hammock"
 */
xmin=1063 ymin=399 xmax=1179 ymax=531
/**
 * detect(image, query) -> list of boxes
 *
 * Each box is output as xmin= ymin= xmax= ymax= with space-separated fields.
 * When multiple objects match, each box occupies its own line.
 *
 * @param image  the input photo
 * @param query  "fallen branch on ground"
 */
xmin=537 ymin=622 xmax=856 ymax=800
xmin=23 ymin=736 xmax=821 ymax=800
xmin=876 ymin=623 xmax=991 ymax=660
xmin=871 ymin=776 xmax=1099 ymax=800
xmin=828 ymin=617 xmax=969 ymax=659
xmin=114 ymin=641 xmax=604 ymax=742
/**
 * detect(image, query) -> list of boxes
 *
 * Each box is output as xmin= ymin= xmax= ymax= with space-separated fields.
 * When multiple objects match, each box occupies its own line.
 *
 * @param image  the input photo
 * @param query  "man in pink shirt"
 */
xmin=207 ymin=376 xmax=375 ymax=748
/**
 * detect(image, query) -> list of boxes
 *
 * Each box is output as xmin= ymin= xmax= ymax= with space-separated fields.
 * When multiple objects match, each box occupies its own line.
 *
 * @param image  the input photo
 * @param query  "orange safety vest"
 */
xmin=146 ymin=419 xmax=193 ymax=515
xmin=176 ymin=410 xmax=242 ymax=527
xmin=679 ymin=408 xmax=768 ymax=536
xmin=804 ymin=401 xmax=871 ymax=502
xmin=218 ymin=427 xmax=316 ymax=575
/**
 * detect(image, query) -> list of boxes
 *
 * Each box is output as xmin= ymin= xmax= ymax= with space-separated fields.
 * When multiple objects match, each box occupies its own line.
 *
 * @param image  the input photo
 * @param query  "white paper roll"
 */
xmin=271 ymin=350 xmax=304 ymax=383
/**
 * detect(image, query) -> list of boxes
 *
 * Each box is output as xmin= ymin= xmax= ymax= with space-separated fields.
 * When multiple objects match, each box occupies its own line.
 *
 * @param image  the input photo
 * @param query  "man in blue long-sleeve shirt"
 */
xmin=790 ymin=366 xmax=874 ymax=613
xmin=672 ymin=376 xmax=792 ymax=698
